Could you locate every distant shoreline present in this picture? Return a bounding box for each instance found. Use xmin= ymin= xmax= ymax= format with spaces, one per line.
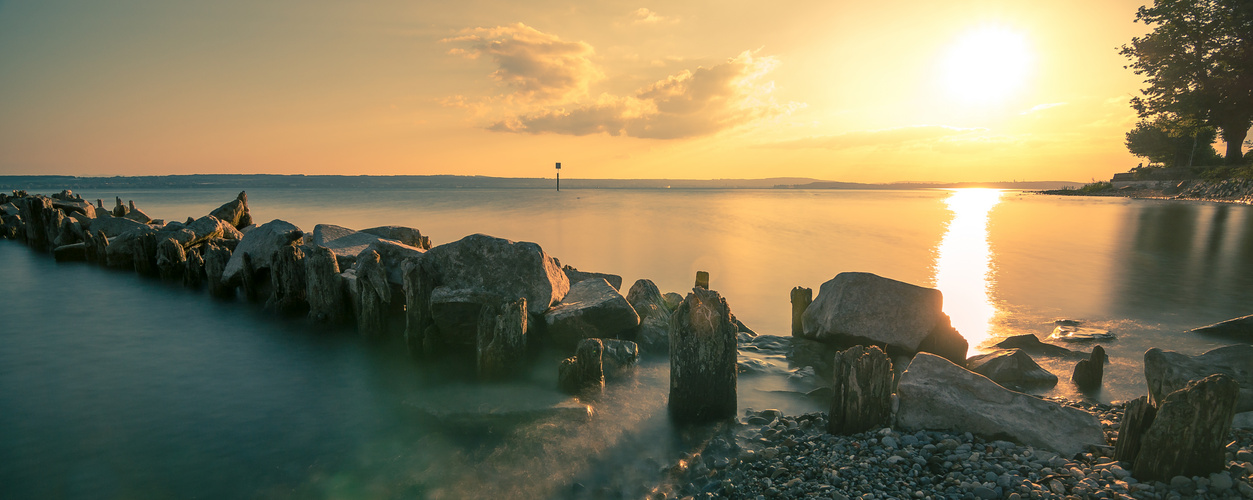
xmin=1036 ymin=178 xmax=1253 ymax=205
xmin=0 ymin=174 xmax=1082 ymax=192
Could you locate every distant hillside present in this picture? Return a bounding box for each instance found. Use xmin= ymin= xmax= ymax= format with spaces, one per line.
xmin=0 ymin=174 xmax=1081 ymax=191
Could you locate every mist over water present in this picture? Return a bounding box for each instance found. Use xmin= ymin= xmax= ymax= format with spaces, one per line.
xmin=3 ymin=187 xmax=1253 ymax=498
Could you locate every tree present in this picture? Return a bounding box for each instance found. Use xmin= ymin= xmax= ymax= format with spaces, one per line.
xmin=1125 ymin=118 xmax=1222 ymax=167
xmin=1120 ymin=0 xmax=1253 ymax=164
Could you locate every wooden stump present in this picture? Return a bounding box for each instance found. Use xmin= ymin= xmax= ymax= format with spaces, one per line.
xmin=477 ymin=297 xmax=528 ymax=380
xmin=1071 ymin=345 xmax=1106 ymax=391
xmin=668 ymin=287 xmax=737 ymax=424
xmin=1132 ymin=374 xmax=1239 ymax=481
xmin=306 ymin=246 xmax=349 ymax=324
xmin=828 ymin=345 xmax=894 ymax=434
xmin=694 ymin=271 xmax=710 ymax=289
xmin=790 ymin=286 xmax=812 ymax=337
xmin=1114 ymin=396 xmax=1156 ymax=464
xmin=559 ymin=338 xmax=604 ymax=397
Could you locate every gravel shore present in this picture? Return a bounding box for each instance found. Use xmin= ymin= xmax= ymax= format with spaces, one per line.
xmin=651 ymin=399 xmax=1253 ymax=500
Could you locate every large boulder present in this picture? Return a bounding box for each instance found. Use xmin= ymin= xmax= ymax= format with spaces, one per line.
xmin=419 ymin=233 xmax=569 ymax=315
xmin=221 ymin=219 xmax=303 ymax=284
xmin=896 ymin=353 xmax=1105 ymax=457
xmin=104 ymin=226 xmax=157 ymax=269
xmin=181 ymin=215 xmax=235 ymax=248
xmin=312 ymin=224 xmax=389 ymax=259
xmin=601 ymin=338 xmax=639 ymax=380
xmin=210 ymin=191 xmax=252 ymax=229
xmin=992 ymin=334 xmax=1083 ymax=358
xmin=1192 ymin=314 xmax=1253 ymax=339
xmin=669 ymin=287 xmax=738 ymax=424
xmin=476 ymin=297 xmax=528 ymax=380
xmin=562 ymin=265 xmax=623 ymax=291
xmin=1145 ymin=345 xmax=1253 ymax=412
xmin=351 ymin=249 xmax=391 ymax=338
xmin=360 ymin=225 xmax=431 ymax=250
xmin=626 ymin=279 xmax=670 ymax=353
xmin=306 ymin=245 xmax=350 ymax=324
xmin=363 ymin=239 xmax=425 ymax=286
xmin=83 ymin=216 xmax=147 ymax=239
xmin=965 ymin=349 xmax=1058 ymax=390
xmin=544 ymin=278 xmax=640 ymax=348
xmin=800 ymin=272 xmax=968 ymax=364
xmin=428 ymin=287 xmax=502 ymax=350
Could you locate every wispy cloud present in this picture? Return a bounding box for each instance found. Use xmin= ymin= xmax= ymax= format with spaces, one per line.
xmin=1020 ymin=102 xmax=1067 ymax=115
xmin=765 ymin=125 xmax=984 ymax=150
xmin=489 ymin=51 xmax=802 ymax=139
xmin=442 ymin=23 xmax=603 ymax=104
xmin=631 ymin=8 xmax=675 ymax=25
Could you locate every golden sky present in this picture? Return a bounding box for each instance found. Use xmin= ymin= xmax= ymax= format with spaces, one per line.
xmin=0 ymin=0 xmax=1176 ymax=181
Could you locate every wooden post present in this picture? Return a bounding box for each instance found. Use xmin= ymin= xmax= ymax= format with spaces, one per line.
xmin=556 ymin=162 xmax=561 ymax=191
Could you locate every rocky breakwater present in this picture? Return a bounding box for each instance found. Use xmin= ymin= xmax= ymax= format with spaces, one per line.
xmin=1176 ymin=178 xmax=1253 ymax=204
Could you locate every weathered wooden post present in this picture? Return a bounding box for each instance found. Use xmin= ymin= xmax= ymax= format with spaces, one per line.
xmin=790 ymin=286 xmax=812 ymax=336
xmin=556 ymin=162 xmax=561 ymax=191
xmin=828 ymin=345 xmax=893 ymax=434
xmin=668 ymin=287 xmax=737 ymax=423
xmin=694 ymin=271 xmax=709 ymax=289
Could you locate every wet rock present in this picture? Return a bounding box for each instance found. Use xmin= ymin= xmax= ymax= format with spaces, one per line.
xmin=1114 ymin=396 xmax=1156 ymax=464
xmin=896 ymin=353 xmax=1105 ymax=456
xmin=181 ymin=215 xmax=234 ymax=248
xmin=788 ymin=338 xmax=838 ymax=380
xmin=209 ymin=191 xmax=252 ymax=229
xmin=84 ymin=216 xmax=147 ymax=239
xmin=993 ymin=333 xmax=1084 ymax=357
xmin=1133 ymin=374 xmax=1239 ymax=481
xmin=91 ymin=230 xmax=108 ymax=265
xmin=155 ymin=237 xmax=187 ymax=281
xmin=601 ymin=338 xmax=639 ymax=380
xmin=562 ymin=265 xmax=623 ymax=291
xmin=476 ymin=297 xmax=528 ymax=380
xmin=306 ymin=245 xmax=350 ymax=324
xmin=800 ymin=272 xmax=967 ymax=364
xmin=1071 ymin=345 xmax=1106 ymax=391
xmin=17 ymin=196 xmax=53 ymax=251
xmin=312 ymin=224 xmax=389 ymax=260
xmin=661 ymin=292 xmax=683 ymax=312
xmin=352 ymin=249 xmax=391 ymax=338
xmin=965 ymin=349 xmax=1058 ymax=390
xmin=791 ymin=286 xmax=812 ymax=337
xmin=183 ymin=247 xmax=205 ymax=288
xmin=204 ymin=242 xmax=235 ymax=298
xmin=111 ymin=197 xmax=127 ymax=217
xmin=122 ymin=206 xmax=151 ymax=224
xmin=626 ymin=279 xmax=670 ymax=354
xmin=428 ymin=287 xmax=502 ymax=351
xmin=401 ymin=258 xmax=436 ymax=357
xmin=238 ymin=252 xmax=264 ymax=302
xmin=544 ymin=278 xmax=640 ymax=348
xmin=669 ymin=287 xmax=737 ymax=424
xmin=360 ymin=225 xmax=431 ymax=250
xmin=131 ymin=231 xmax=159 ymax=277
xmin=52 ymin=243 xmax=86 ymax=262
xmin=1144 ymin=345 xmax=1253 ymax=411
xmin=1192 ymin=314 xmax=1253 ymax=339
xmin=361 ymin=239 xmax=425 ymax=286
xmin=559 ymin=338 xmax=604 ymax=397
xmin=419 ymin=233 xmax=569 ymax=315
xmin=828 ymin=345 xmax=893 ymax=434
xmin=221 ymin=220 xmax=303 ymax=284
xmin=266 ymin=244 xmax=307 ymax=315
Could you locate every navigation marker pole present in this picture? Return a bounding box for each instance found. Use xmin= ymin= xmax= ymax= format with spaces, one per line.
xmin=556 ymin=162 xmax=561 ymax=191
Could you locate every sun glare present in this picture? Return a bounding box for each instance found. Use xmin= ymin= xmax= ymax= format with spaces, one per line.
xmin=941 ymin=27 xmax=1033 ymax=104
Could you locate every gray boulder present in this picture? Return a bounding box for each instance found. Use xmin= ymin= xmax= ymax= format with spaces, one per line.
xmin=428 ymin=287 xmax=502 ymax=350
xmin=181 ymin=215 xmax=234 ymax=248
xmin=210 ymin=191 xmax=252 ymax=229
xmin=221 ymin=219 xmax=303 ymax=284
xmin=312 ymin=224 xmax=388 ymax=259
xmin=363 ymin=239 xmax=425 ymax=286
xmin=965 ymin=349 xmax=1058 ymax=390
xmin=563 ymin=265 xmax=623 ymax=291
xmin=420 ymin=233 xmax=569 ymax=315
xmin=351 ymin=249 xmax=392 ymax=338
xmin=155 ymin=238 xmax=187 ymax=282
xmin=1192 ymin=314 xmax=1253 ymax=339
xmin=104 ymin=226 xmax=157 ymax=269
xmin=559 ymin=338 xmax=604 ymax=397
xmin=601 ymin=338 xmax=639 ymax=380
xmin=544 ymin=278 xmax=640 ymax=348
xmin=361 ymin=225 xmax=431 ymax=250
xmin=86 ymin=216 xmax=147 ymax=239
xmin=896 ymin=353 xmax=1105 ymax=457
xmin=661 ymin=292 xmax=683 ymax=311
xmin=476 ymin=297 xmax=528 ymax=380
xmin=627 ymin=279 xmax=670 ymax=353
xmin=1145 ymin=345 xmax=1253 ymax=412
xmin=306 ymin=246 xmax=350 ymax=324
xmin=626 ymin=279 xmax=665 ymax=313
xmin=800 ymin=272 xmax=967 ymax=364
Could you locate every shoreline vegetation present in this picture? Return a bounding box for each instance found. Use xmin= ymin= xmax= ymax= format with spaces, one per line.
xmin=5 ymin=188 xmax=1253 ymax=499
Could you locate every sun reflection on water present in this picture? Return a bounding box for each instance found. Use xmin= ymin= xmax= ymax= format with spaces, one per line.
xmin=933 ymin=189 xmax=1003 ymax=357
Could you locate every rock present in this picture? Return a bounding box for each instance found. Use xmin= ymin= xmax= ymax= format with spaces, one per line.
xmin=183 ymin=247 xmax=205 ymax=288
xmin=111 ymin=197 xmax=127 ymax=217
xmin=476 ymin=297 xmax=528 ymax=380
xmin=362 ymin=239 xmax=425 ymax=286
xmin=91 ymin=230 xmax=108 ymax=265
xmin=601 ymin=338 xmax=639 ymax=380
xmin=221 ymin=219 xmax=303 ymax=284
xmin=312 ymin=224 xmax=389 ymax=260
xmin=360 ymin=225 xmax=431 ymax=250
xmin=266 ymin=244 xmax=307 ymax=315
xmin=993 ymin=334 xmax=1084 ymax=357
xmin=306 ymin=245 xmax=349 ymax=324
xmin=544 ymin=278 xmax=640 ymax=348
xmin=203 ymin=242 xmax=235 ymax=298
xmin=827 ymin=345 xmax=893 ymax=434
xmin=562 ymin=265 xmax=623 ymax=290
xmin=965 ymin=349 xmax=1058 ymax=390
xmin=1192 ymin=314 xmax=1253 ymax=339
xmin=895 ymin=353 xmax=1105 ymax=456
xmin=352 ymin=249 xmax=392 ymax=338
xmin=85 ymin=216 xmax=147 ymax=238
xmin=405 ymin=385 xmax=592 ymax=427
xmin=122 ymin=206 xmax=151 ymax=223
xmin=210 ymin=191 xmax=252 ymax=229
xmin=695 ymin=270 xmax=710 ymax=289
xmin=1071 ymin=345 xmax=1107 ymax=391
xmin=401 ymin=258 xmax=435 ymax=357
xmin=17 ymin=196 xmax=53 ymax=251
xmin=626 ymin=279 xmax=664 ymax=312
xmin=131 ymin=231 xmax=159 ymax=277
xmin=800 ymin=272 xmax=968 ymax=364
xmin=1133 ymin=374 xmax=1239 ymax=481
xmin=559 ymin=338 xmax=604 ymax=397
xmin=669 ymin=287 xmax=737 ymax=424
xmin=791 ymin=286 xmax=812 ymax=337
xmin=419 ymin=233 xmax=569 ymax=315
xmin=626 ymin=279 xmax=670 ymax=353
xmin=788 ymin=338 xmax=839 ymax=380
xmin=238 ymin=252 xmax=264 ymax=302
xmin=1114 ymin=396 xmax=1157 ymax=465
xmin=104 ymin=226 xmax=156 ymax=269
xmin=1145 ymin=345 xmax=1253 ymax=412
xmin=428 ymin=287 xmax=502 ymax=351
xmin=661 ymin=292 xmax=683 ymax=311
xmin=52 ymin=243 xmax=87 ymax=262
xmin=155 ymin=238 xmax=187 ymax=282
xmin=181 ymin=215 xmax=233 ymax=248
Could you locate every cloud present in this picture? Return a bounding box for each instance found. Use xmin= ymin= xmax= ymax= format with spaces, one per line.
xmin=443 ymin=23 xmax=603 ymax=104
xmin=631 ymin=8 xmax=674 ymax=25
xmin=766 ymin=126 xmax=984 ymax=150
xmin=490 ymin=51 xmax=800 ymax=139
xmin=1020 ymin=102 xmax=1067 ymax=115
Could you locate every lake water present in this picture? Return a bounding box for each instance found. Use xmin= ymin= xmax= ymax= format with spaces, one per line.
xmin=3 ymin=187 xmax=1252 ymax=499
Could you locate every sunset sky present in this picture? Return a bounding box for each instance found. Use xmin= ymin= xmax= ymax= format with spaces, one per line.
xmin=0 ymin=0 xmax=1219 ymax=182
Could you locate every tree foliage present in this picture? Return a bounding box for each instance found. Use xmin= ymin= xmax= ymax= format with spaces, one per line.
xmin=1120 ymin=0 xmax=1253 ymax=163
xmin=1125 ymin=118 xmax=1222 ymax=167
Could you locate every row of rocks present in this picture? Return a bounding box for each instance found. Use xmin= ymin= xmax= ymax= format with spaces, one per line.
xmin=1176 ymin=178 xmax=1253 ymax=204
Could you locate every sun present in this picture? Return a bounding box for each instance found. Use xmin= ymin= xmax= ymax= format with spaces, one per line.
xmin=941 ymin=26 xmax=1034 ymax=104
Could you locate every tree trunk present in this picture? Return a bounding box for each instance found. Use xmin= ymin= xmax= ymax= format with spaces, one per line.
xmin=1221 ymin=122 xmax=1250 ymax=164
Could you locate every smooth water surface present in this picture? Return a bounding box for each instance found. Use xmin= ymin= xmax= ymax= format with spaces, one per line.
xmin=3 ymin=187 xmax=1253 ymax=498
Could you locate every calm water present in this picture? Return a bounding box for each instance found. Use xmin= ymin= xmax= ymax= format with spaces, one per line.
xmin=3 ymin=187 xmax=1252 ymax=498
